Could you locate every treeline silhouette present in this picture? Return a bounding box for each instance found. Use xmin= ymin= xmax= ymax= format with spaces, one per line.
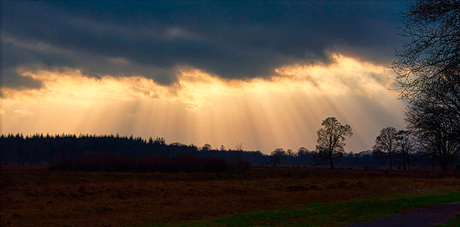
xmin=0 ymin=133 xmax=448 ymax=171
xmin=1 ymin=133 xmax=258 ymax=172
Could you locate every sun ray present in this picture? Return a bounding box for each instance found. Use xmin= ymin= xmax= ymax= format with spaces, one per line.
xmin=2 ymin=53 xmax=406 ymax=153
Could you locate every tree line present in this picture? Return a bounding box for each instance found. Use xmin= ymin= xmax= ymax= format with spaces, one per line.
xmin=0 ymin=133 xmax=257 ymax=172
xmin=270 ymin=118 xmax=458 ymax=171
xmin=1 ymin=131 xmax=456 ymax=171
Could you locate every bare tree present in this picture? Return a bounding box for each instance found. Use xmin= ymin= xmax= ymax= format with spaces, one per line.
xmin=395 ymin=130 xmax=416 ymax=171
xmin=406 ymin=99 xmax=459 ymax=171
xmin=393 ymin=0 xmax=460 ymax=171
xmin=417 ymin=137 xmax=438 ymax=171
xmin=235 ymin=142 xmax=243 ymax=151
xmin=234 ymin=142 xmax=247 ymax=171
xmin=270 ymin=148 xmax=286 ymax=168
xmin=393 ymin=0 xmax=460 ymax=101
xmin=315 ymin=117 xmax=353 ymax=169
xmin=373 ymin=127 xmax=397 ymax=170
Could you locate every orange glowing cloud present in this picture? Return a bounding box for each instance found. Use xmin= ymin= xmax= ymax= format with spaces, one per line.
xmin=1 ymin=53 xmax=405 ymax=153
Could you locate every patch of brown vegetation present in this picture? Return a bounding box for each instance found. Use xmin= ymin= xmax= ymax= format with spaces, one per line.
xmin=1 ymin=167 xmax=459 ymax=226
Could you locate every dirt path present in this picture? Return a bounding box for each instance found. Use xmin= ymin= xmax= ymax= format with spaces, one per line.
xmin=344 ymin=202 xmax=460 ymax=227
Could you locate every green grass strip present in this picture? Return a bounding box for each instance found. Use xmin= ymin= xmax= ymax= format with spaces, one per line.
xmin=438 ymin=215 xmax=460 ymax=227
xmin=176 ymin=192 xmax=460 ymax=227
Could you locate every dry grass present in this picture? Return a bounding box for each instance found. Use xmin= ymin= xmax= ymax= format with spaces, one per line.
xmin=1 ymin=167 xmax=459 ymax=226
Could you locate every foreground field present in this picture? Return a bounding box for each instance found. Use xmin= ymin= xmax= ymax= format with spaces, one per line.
xmin=188 ymin=193 xmax=460 ymax=226
xmin=1 ymin=167 xmax=459 ymax=226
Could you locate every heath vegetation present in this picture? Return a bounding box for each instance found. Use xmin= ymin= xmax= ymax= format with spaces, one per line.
xmin=1 ymin=167 xmax=459 ymax=226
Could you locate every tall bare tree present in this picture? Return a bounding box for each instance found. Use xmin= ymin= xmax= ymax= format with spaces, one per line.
xmin=315 ymin=117 xmax=353 ymax=169
xmin=393 ymin=0 xmax=460 ymax=171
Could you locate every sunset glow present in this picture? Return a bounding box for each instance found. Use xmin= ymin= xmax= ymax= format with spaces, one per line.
xmin=2 ymin=54 xmax=405 ymax=153
xmin=2 ymin=1 xmax=411 ymax=153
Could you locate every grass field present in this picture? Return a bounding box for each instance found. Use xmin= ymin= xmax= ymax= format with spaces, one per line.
xmin=1 ymin=167 xmax=459 ymax=226
xmin=186 ymin=192 xmax=460 ymax=226
xmin=440 ymin=215 xmax=460 ymax=227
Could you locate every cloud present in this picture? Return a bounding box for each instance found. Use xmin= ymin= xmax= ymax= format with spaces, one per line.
xmin=2 ymin=53 xmax=395 ymax=108
xmin=2 ymin=1 xmax=404 ymax=91
xmin=2 ymin=69 xmax=42 ymax=91
xmin=2 ymin=55 xmax=405 ymax=152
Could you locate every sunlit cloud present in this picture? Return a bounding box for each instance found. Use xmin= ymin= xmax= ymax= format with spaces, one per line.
xmin=274 ymin=53 xmax=395 ymax=96
xmin=1 ymin=53 xmax=405 ymax=153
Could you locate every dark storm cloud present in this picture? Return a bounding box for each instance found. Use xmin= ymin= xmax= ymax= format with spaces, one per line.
xmin=2 ymin=1 xmax=404 ymax=89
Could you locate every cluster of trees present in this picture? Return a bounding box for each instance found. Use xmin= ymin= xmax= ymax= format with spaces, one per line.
xmin=269 ymin=147 xmax=382 ymax=168
xmin=294 ymin=1 xmax=458 ymax=171
xmin=373 ymin=127 xmax=420 ymax=171
xmin=270 ymin=117 xmax=354 ymax=169
xmin=0 ymin=133 xmax=258 ymax=171
xmin=270 ymin=115 xmax=458 ymax=171
xmin=269 ymin=122 xmax=458 ymax=171
xmin=392 ymin=0 xmax=460 ymax=171
xmin=306 ymin=1 xmax=460 ymax=171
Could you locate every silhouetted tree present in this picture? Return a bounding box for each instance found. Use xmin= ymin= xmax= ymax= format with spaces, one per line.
xmin=270 ymin=148 xmax=286 ymax=167
xmin=233 ymin=143 xmax=248 ymax=171
xmin=406 ymin=101 xmax=460 ymax=171
xmin=393 ymin=0 xmax=460 ymax=171
xmin=297 ymin=147 xmax=313 ymax=166
xmin=373 ymin=127 xmax=397 ymax=170
xmin=417 ymin=139 xmax=438 ymax=171
xmin=201 ymin=143 xmax=212 ymax=151
xmin=315 ymin=117 xmax=352 ymax=169
xmin=393 ymin=0 xmax=460 ymax=103
xmin=297 ymin=147 xmax=309 ymax=156
xmin=154 ymin=137 xmax=166 ymax=145
xmin=395 ymin=130 xmax=416 ymax=170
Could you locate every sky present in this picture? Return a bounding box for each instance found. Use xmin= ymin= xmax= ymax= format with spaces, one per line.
xmin=1 ymin=1 xmax=408 ymax=154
